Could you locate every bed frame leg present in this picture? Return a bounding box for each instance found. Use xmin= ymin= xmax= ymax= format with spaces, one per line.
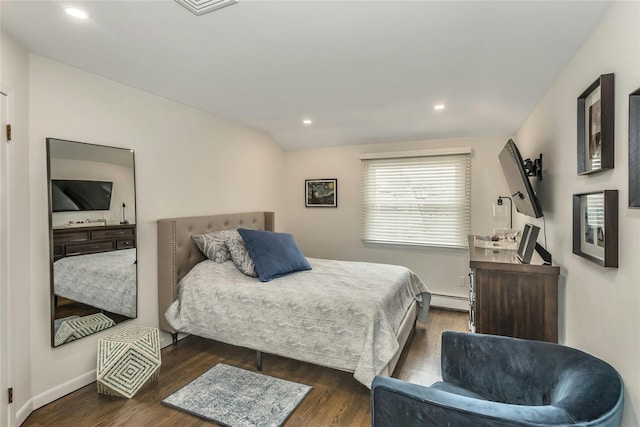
xmin=256 ymin=351 xmax=263 ymax=371
xmin=172 ymin=332 xmax=178 ymax=346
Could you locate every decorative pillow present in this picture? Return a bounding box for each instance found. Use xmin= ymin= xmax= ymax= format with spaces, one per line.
xmin=237 ymin=228 xmax=311 ymax=282
xmin=224 ymin=229 xmax=258 ymax=277
xmin=191 ymin=229 xmax=234 ymax=263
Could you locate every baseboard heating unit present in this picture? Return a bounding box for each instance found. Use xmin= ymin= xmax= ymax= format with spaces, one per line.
xmin=430 ymin=293 xmax=469 ymax=312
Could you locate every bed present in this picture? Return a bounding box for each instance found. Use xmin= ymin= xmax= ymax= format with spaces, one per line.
xmin=53 ymin=248 xmax=137 ymax=318
xmin=157 ymin=212 xmax=431 ymax=387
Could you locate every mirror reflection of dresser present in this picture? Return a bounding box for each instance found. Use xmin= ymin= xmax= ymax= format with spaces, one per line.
xmin=47 ymin=138 xmax=138 ymax=347
xmin=53 ymin=224 xmax=135 ymax=261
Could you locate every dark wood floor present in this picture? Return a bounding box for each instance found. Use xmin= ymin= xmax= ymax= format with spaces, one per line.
xmin=23 ymin=308 xmax=468 ymax=427
xmin=55 ymin=298 xmax=129 ymax=324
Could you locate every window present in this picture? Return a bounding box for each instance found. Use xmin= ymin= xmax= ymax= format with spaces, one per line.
xmin=361 ymin=149 xmax=471 ymax=248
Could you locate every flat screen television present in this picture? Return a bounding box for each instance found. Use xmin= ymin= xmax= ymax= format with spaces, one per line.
xmin=51 ymin=180 xmax=113 ymax=212
xmin=498 ymin=139 xmax=543 ymax=218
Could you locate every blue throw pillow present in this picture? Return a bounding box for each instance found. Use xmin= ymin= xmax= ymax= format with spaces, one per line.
xmin=237 ymin=228 xmax=311 ymax=282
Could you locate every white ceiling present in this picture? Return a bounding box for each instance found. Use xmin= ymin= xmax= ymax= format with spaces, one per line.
xmin=1 ymin=0 xmax=612 ymax=151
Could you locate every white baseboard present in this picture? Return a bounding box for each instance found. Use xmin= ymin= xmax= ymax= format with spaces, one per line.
xmin=30 ymin=369 xmax=96 ymax=413
xmin=16 ymin=399 xmax=33 ymax=427
xmin=16 ymin=370 xmax=96 ymax=425
xmin=18 ymin=333 xmax=181 ymax=425
xmin=430 ymin=293 xmax=469 ymax=311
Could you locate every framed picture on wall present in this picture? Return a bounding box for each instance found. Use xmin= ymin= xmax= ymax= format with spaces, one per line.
xmin=577 ymin=73 xmax=614 ymax=175
xmin=305 ymin=179 xmax=337 ymax=207
xmin=572 ymin=190 xmax=618 ymax=268
xmin=629 ymin=88 xmax=640 ymax=208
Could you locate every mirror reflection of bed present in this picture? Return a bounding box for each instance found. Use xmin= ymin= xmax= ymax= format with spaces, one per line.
xmin=47 ymin=138 xmax=138 ymax=347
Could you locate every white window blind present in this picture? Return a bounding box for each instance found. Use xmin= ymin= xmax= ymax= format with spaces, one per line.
xmin=361 ymin=152 xmax=471 ymax=248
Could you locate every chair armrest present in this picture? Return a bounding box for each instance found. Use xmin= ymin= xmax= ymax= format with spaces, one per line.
xmin=440 ymin=331 xmax=561 ymax=403
xmin=371 ymin=376 xmax=574 ymax=427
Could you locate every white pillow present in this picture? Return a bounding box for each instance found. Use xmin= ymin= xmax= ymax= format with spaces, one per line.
xmin=223 ymin=229 xmax=257 ymax=277
xmin=191 ymin=229 xmax=236 ymax=263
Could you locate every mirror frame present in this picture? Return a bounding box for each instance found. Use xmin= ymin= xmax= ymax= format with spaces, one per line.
xmin=47 ymin=138 xmax=138 ymax=347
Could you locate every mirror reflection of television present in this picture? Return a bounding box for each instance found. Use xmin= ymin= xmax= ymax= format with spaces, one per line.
xmin=517 ymin=223 xmax=540 ymax=264
xmin=51 ymin=180 xmax=113 ymax=212
xmin=498 ymin=139 xmax=543 ymax=218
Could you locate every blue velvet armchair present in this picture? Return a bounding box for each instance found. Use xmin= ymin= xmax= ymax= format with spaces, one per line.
xmin=371 ymin=331 xmax=623 ymax=426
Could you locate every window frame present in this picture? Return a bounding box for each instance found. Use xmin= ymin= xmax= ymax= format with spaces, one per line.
xmin=360 ymin=148 xmax=471 ymax=249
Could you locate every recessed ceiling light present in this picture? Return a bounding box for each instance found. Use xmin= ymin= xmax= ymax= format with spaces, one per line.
xmin=175 ymin=0 xmax=238 ymax=16
xmin=303 ymin=119 xmax=313 ymax=126
xmin=65 ymin=8 xmax=88 ymax=19
xmin=434 ymin=104 xmax=445 ymax=111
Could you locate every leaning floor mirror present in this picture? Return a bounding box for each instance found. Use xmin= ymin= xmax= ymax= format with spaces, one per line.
xmin=47 ymin=138 xmax=138 ymax=347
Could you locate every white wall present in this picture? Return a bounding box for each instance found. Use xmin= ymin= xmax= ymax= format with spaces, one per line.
xmin=4 ymin=2 xmax=638 ymax=423
xmin=283 ymin=135 xmax=513 ymax=303
xmin=22 ymin=54 xmax=286 ymax=422
xmin=0 ymin=29 xmax=31 ymax=427
xmin=515 ymin=2 xmax=640 ymax=425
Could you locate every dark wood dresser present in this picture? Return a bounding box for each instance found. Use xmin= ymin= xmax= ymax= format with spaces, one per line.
xmin=53 ymin=224 xmax=136 ymax=261
xmin=467 ymin=235 xmax=560 ymax=343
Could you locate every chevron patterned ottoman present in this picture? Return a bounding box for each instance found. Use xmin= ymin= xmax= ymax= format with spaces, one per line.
xmin=54 ymin=313 xmax=115 ymax=346
xmin=97 ymin=325 xmax=161 ymax=398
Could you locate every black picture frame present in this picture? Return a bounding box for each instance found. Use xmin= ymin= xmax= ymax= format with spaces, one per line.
xmin=572 ymin=190 xmax=618 ymax=268
xmin=517 ymin=223 xmax=540 ymax=264
xmin=577 ymin=73 xmax=614 ymax=175
xmin=305 ymin=179 xmax=337 ymax=207
xmin=629 ymin=88 xmax=640 ymax=208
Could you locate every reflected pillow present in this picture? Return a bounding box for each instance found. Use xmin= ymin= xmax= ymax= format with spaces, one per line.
xmin=192 ymin=229 xmax=234 ymax=263
xmin=224 ymin=229 xmax=258 ymax=277
xmin=238 ymin=228 xmax=311 ymax=282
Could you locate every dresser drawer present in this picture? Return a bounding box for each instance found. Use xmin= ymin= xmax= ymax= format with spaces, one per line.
xmin=53 ymin=230 xmax=91 ymax=243
xmin=66 ymin=241 xmax=115 ymax=256
xmin=117 ymin=239 xmax=136 ymax=250
xmin=93 ymin=228 xmax=135 ymax=240
xmin=53 ymin=225 xmax=135 ymax=260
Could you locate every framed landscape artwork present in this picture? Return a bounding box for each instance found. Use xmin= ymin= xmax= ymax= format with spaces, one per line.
xmin=305 ymin=179 xmax=337 ymax=207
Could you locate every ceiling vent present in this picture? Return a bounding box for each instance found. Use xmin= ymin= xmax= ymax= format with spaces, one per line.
xmin=175 ymin=0 xmax=238 ymax=16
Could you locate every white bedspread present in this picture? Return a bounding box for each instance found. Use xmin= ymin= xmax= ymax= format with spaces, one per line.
xmin=54 ymin=249 xmax=137 ymax=318
xmin=165 ymin=258 xmax=431 ymax=387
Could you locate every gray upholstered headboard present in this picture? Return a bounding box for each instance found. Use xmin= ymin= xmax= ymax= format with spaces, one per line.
xmin=157 ymin=211 xmax=275 ymax=334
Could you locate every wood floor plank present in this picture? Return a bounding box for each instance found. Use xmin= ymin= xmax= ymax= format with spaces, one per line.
xmin=22 ymin=308 xmax=467 ymax=426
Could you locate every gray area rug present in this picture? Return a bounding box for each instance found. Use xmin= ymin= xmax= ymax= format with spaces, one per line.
xmin=162 ymin=363 xmax=312 ymax=427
